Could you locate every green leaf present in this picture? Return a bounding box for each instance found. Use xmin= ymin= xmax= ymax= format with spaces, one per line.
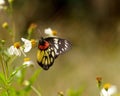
xmin=8 ymin=64 xmax=27 ymax=84
xmin=7 ymin=87 xmax=16 ymax=96
xmin=0 ymin=90 xmax=8 ymax=96
xmin=0 ymin=73 xmax=6 ymax=87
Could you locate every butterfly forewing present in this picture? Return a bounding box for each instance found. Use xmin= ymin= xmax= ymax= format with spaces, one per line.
xmin=45 ymin=37 xmax=71 ymax=56
xmin=37 ymin=37 xmax=71 ymax=70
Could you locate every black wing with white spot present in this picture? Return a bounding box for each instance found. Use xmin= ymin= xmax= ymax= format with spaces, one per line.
xmin=45 ymin=37 xmax=71 ymax=56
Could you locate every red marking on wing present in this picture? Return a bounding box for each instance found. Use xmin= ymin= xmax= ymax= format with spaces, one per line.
xmin=38 ymin=41 xmax=50 ymax=50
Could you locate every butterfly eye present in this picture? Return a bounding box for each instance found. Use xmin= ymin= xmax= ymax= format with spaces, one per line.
xmin=37 ymin=37 xmax=71 ymax=70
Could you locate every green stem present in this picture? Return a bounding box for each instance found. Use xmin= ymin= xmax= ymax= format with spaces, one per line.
xmin=0 ymin=55 xmax=10 ymax=96
xmin=9 ymin=1 xmax=16 ymax=43
xmin=0 ymin=55 xmax=8 ymax=80
xmin=31 ymin=85 xmax=42 ymax=96
xmin=5 ymin=60 xmax=9 ymax=79
xmin=12 ymin=21 xmax=16 ymax=43
xmin=6 ymin=89 xmax=9 ymax=96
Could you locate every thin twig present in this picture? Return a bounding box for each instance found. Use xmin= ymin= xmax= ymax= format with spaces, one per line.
xmin=31 ymin=85 xmax=42 ymax=96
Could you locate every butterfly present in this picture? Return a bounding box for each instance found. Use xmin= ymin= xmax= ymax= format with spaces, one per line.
xmin=37 ymin=37 xmax=71 ymax=70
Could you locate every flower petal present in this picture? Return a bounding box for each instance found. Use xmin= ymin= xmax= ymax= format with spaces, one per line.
xmin=100 ymin=85 xmax=117 ymax=96
xmin=8 ymin=46 xmax=14 ymax=55
xmin=8 ymin=46 xmax=21 ymax=56
xmin=0 ymin=0 xmax=5 ymax=5
xmin=23 ymin=61 xmax=34 ymax=67
xmin=108 ymin=85 xmax=117 ymax=95
xmin=14 ymin=48 xmax=21 ymax=56
xmin=21 ymin=38 xmax=32 ymax=52
xmin=44 ymin=28 xmax=56 ymax=37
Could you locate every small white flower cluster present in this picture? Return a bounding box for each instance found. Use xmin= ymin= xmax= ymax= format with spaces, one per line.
xmin=8 ymin=38 xmax=36 ymax=67
xmin=8 ymin=38 xmax=33 ymax=56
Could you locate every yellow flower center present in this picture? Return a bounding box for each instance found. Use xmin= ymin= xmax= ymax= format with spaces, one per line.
xmin=30 ymin=39 xmax=36 ymax=47
xmin=103 ymin=83 xmax=111 ymax=91
xmin=24 ymin=58 xmax=30 ymax=62
xmin=14 ymin=42 xmax=20 ymax=49
xmin=52 ymin=30 xmax=57 ymax=36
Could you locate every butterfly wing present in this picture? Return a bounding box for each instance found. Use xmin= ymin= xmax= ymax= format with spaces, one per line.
xmin=37 ymin=37 xmax=71 ymax=70
xmin=45 ymin=37 xmax=71 ymax=56
xmin=37 ymin=46 xmax=56 ymax=70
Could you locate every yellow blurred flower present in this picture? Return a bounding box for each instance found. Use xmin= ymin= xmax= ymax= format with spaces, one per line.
xmin=23 ymin=80 xmax=30 ymax=86
xmin=2 ymin=22 xmax=8 ymax=29
xmin=8 ymin=0 xmax=14 ymax=4
xmin=30 ymin=39 xmax=37 ymax=47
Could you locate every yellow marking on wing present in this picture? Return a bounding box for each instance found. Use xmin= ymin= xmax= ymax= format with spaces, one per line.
xmin=42 ymin=57 xmax=45 ymax=64
xmin=50 ymin=57 xmax=53 ymax=63
xmin=51 ymin=51 xmax=55 ymax=57
xmin=47 ymin=56 xmax=50 ymax=64
xmin=37 ymin=50 xmax=44 ymax=62
xmin=45 ymin=59 xmax=47 ymax=65
xmin=44 ymin=50 xmax=50 ymax=64
xmin=45 ymin=50 xmax=48 ymax=56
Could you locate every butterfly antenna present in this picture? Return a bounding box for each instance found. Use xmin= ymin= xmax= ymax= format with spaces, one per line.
xmin=37 ymin=29 xmax=43 ymax=37
xmin=37 ymin=29 xmax=45 ymax=39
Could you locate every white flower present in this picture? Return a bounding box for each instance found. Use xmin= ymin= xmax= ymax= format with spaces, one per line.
xmin=8 ymin=45 xmax=22 ymax=56
xmin=8 ymin=38 xmax=35 ymax=57
xmin=7 ymin=42 xmax=26 ymax=56
xmin=44 ymin=28 xmax=57 ymax=37
xmin=100 ymin=84 xmax=117 ymax=96
xmin=21 ymin=38 xmax=32 ymax=52
xmin=0 ymin=0 xmax=5 ymax=9
xmin=0 ymin=0 xmax=5 ymax=5
xmin=23 ymin=58 xmax=34 ymax=67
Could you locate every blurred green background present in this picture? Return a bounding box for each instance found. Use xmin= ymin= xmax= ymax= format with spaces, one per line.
xmin=1 ymin=0 xmax=120 ymax=95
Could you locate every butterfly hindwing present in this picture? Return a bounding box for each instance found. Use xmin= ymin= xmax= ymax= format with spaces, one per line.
xmin=37 ymin=47 xmax=56 ymax=70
